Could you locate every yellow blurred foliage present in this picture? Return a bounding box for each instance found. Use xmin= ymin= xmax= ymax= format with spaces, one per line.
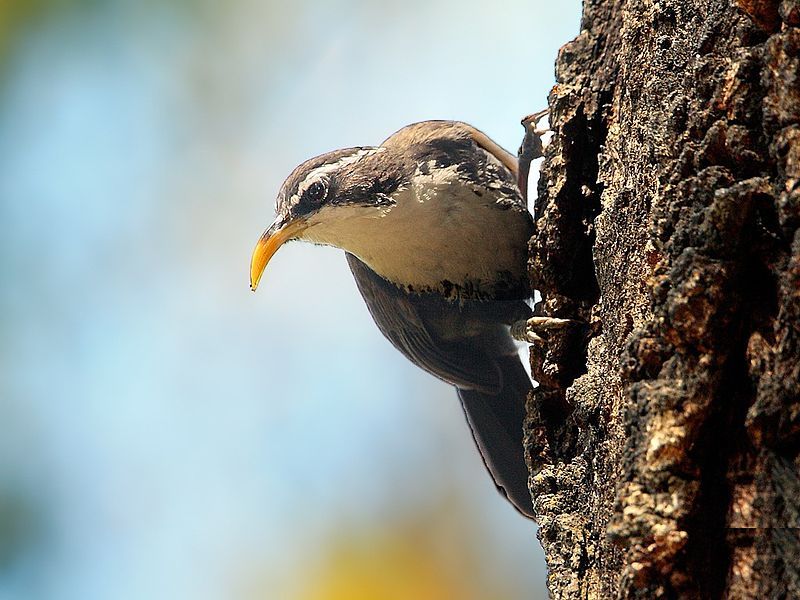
xmin=295 ymin=532 xmax=474 ymax=600
xmin=236 ymin=505 xmax=526 ymax=600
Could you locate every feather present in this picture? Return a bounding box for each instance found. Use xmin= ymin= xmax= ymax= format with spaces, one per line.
xmin=347 ymin=253 xmax=534 ymax=518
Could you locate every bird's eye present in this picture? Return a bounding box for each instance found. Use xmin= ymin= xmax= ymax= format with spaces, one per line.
xmin=304 ymin=180 xmax=327 ymax=203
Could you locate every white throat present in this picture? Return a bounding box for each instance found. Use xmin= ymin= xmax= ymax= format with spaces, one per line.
xmin=298 ymin=166 xmax=529 ymax=291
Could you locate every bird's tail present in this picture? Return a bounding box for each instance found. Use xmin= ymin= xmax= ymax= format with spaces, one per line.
xmin=457 ymin=353 xmax=534 ymax=519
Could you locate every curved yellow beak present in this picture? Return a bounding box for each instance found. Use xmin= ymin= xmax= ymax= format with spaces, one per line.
xmin=249 ymin=218 xmax=308 ymax=291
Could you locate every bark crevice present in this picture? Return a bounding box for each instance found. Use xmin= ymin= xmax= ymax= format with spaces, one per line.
xmin=526 ymin=1 xmax=800 ymax=597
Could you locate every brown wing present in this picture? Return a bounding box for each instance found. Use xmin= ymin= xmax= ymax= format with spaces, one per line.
xmin=346 ymin=253 xmax=503 ymax=394
xmin=346 ymin=252 xmax=535 ymax=518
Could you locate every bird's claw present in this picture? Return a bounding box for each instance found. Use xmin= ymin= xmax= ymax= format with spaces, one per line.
xmin=511 ymin=316 xmax=575 ymax=345
xmin=520 ymin=109 xmax=551 ymax=160
xmin=517 ymin=108 xmax=552 ymax=203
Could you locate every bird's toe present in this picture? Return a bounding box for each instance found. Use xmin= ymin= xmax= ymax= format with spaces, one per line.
xmin=511 ymin=316 xmax=577 ymax=344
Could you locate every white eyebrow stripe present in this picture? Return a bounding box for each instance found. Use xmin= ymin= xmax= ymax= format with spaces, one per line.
xmin=293 ymin=147 xmax=384 ymax=201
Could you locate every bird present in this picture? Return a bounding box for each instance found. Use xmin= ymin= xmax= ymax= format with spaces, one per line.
xmin=250 ymin=120 xmax=542 ymax=518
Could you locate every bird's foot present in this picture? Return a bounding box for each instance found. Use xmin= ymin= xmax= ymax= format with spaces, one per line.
xmin=517 ymin=109 xmax=552 ymax=203
xmin=519 ymin=109 xmax=551 ymax=161
xmin=511 ymin=316 xmax=575 ymax=345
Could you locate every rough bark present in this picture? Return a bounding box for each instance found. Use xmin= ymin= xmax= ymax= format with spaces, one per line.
xmin=525 ymin=1 xmax=800 ymax=598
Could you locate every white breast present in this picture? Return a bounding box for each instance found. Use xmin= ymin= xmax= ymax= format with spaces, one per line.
xmin=298 ymin=165 xmax=530 ymax=291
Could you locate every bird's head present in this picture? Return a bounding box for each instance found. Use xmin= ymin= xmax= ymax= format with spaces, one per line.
xmin=249 ymin=120 xmax=527 ymax=293
xmin=249 ymin=146 xmax=398 ymax=291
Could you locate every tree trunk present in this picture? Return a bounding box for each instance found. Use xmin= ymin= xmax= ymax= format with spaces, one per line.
xmin=526 ymin=1 xmax=800 ymax=597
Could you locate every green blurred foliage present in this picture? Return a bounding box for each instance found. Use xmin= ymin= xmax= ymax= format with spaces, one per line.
xmin=0 ymin=0 xmax=94 ymax=68
xmin=0 ymin=0 xmax=212 ymax=72
xmin=0 ymin=490 xmax=39 ymax=571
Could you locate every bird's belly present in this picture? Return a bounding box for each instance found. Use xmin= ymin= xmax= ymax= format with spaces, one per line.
xmin=301 ymin=184 xmax=531 ymax=296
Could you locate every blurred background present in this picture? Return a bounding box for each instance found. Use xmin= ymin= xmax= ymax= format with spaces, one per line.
xmin=0 ymin=1 xmax=580 ymax=598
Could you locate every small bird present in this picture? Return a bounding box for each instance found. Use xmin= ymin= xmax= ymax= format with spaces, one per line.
xmin=250 ymin=120 xmax=541 ymax=518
